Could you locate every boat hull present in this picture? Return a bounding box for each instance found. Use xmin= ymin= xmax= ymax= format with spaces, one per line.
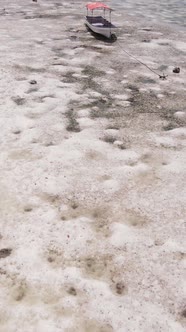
xmin=85 ymin=16 xmax=117 ymax=39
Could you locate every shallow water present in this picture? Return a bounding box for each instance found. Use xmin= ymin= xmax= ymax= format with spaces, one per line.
xmin=112 ymin=0 xmax=186 ymax=27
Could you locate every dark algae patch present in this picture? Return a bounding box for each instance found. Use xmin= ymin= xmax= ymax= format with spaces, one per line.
xmin=0 ymin=248 xmax=12 ymax=259
xmin=65 ymin=108 xmax=81 ymax=132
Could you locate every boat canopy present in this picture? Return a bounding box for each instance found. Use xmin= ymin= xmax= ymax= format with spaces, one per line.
xmin=86 ymin=2 xmax=113 ymax=11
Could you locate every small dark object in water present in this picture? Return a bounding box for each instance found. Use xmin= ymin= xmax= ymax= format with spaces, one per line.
xmin=0 ymin=248 xmax=12 ymax=259
xmin=142 ymin=39 xmax=151 ymax=43
xmin=181 ymin=308 xmax=186 ymax=318
xmin=173 ymin=67 xmax=180 ymax=73
xmin=32 ymin=0 xmax=37 ymax=2
xmin=115 ymin=282 xmax=125 ymax=295
xmin=159 ymin=74 xmax=167 ymax=80
xmin=67 ymin=287 xmax=77 ymax=296
xmin=70 ymin=35 xmax=77 ymax=40
xmin=29 ymin=79 xmax=37 ymax=85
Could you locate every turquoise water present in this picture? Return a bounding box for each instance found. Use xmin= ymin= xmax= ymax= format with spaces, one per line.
xmin=111 ymin=0 xmax=186 ymax=27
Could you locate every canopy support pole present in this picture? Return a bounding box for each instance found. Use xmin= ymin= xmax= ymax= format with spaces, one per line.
xmin=109 ymin=10 xmax=112 ymax=37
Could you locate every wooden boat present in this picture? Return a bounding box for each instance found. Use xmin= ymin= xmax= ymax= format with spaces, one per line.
xmin=85 ymin=2 xmax=117 ymax=39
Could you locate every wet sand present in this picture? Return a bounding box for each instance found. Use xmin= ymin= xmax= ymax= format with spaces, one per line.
xmin=0 ymin=1 xmax=186 ymax=331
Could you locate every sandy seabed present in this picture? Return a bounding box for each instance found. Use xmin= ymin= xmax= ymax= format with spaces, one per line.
xmin=0 ymin=1 xmax=186 ymax=331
